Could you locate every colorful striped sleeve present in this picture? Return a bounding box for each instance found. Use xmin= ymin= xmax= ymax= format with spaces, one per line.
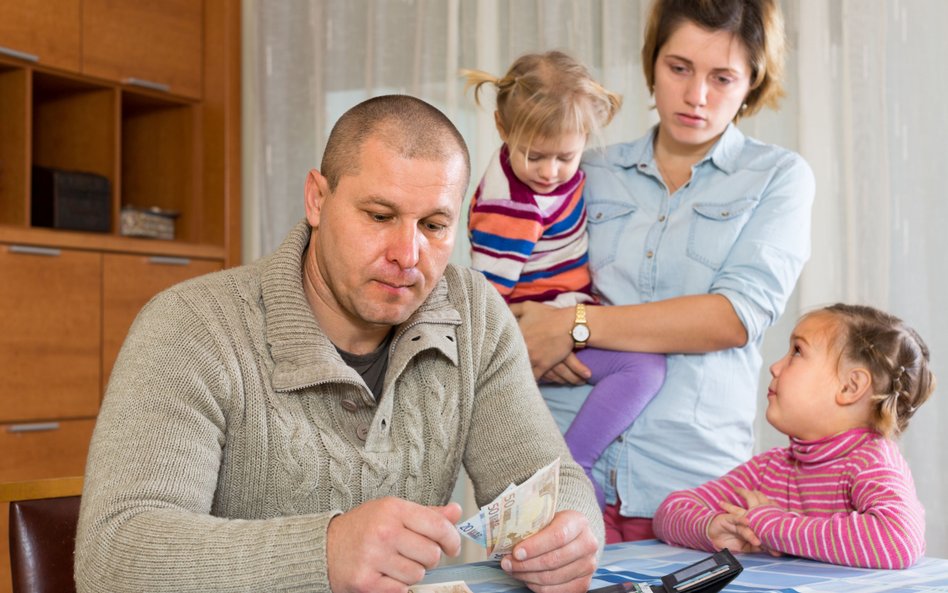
xmin=468 ymin=193 xmax=545 ymax=298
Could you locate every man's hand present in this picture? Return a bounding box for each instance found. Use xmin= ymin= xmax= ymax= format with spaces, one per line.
xmin=326 ymin=498 xmax=462 ymax=593
xmin=498 ymin=510 xmax=599 ymax=593
xmin=509 ymin=302 xmax=581 ymax=381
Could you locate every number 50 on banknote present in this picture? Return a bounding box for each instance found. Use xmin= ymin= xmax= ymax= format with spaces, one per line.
xmin=455 ymin=458 xmax=560 ymax=560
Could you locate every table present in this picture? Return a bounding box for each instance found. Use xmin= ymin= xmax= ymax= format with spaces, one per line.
xmin=420 ymin=539 xmax=948 ymax=593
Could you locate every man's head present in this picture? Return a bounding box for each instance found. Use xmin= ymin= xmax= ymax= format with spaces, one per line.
xmin=320 ymin=95 xmax=471 ymax=192
xmin=303 ymin=95 xmax=471 ymax=353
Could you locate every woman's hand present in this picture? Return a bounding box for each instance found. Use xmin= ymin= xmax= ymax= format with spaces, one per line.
xmin=540 ymin=357 xmax=592 ymax=386
xmin=509 ymin=301 xmax=584 ymax=381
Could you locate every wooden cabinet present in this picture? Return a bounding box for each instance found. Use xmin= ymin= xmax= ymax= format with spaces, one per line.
xmin=0 ymin=3 xmax=239 ymax=590
xmin=0 ymin=0 xmax=239 ymax=256
xmin=102 ymin=253 xmax=222 ymax=382
xmin=0 ymin=245 xmax=101 ymax=423
xmin=0 ymin=0 xmax=81 ymax=72
xmin=0 ymin=0 xmax=241 ymax=456
xmin=83 ymin=0 xmax=204 ymax=99
xmin=0 ymin=0 xmax=241 ymax=460
xmin=0 ymin=0 xmax=201 ymax=99
xmin=0 ymin=242 xmax=224 ymax=478
xmin=0 ymin=420 xmax=96 ymax=482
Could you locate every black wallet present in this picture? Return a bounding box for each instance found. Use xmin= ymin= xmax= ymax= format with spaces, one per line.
xmin=589 ymin=549 xmax=743 ymax=593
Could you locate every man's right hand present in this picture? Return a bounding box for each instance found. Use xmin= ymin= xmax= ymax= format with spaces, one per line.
xmin=326 ymin=498 xmax=462 ymax=593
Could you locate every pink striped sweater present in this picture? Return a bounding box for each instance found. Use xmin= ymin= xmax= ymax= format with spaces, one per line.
xmin=653 ymin=428 xmax=925 ymax=569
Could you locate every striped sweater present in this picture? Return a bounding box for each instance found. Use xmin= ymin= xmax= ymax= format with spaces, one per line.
xmin=653 ymin=428 xmax=925 ymax=569
xmin=468 ymin=146 xmax=592 ymax=305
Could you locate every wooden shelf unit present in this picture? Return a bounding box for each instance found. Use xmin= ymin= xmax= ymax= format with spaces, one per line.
xmin=0 ymin=2 xmax=240 ymax=590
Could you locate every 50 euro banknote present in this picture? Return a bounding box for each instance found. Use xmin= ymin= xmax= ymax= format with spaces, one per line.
xmin=455 ymin=457 xmax=560 ymax=559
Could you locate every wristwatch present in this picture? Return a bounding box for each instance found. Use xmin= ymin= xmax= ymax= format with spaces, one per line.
xmin=570 ymin=303 xmax=590 ymax=349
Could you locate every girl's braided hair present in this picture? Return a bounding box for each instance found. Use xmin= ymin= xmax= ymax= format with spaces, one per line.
xmin=820 ymin=303 xmax=936 ymax=438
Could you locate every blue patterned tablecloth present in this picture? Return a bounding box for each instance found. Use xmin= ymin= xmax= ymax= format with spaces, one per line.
xmin=421 ymin=539 xmax=948 ymax=593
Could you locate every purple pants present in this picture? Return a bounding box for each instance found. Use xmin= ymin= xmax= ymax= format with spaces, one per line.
xmin=564 ymin=348 xmax=666 ymax=509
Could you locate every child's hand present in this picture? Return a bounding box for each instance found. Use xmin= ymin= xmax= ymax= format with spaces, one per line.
xmin=733 ymin=487 xmax=774 ymax=511
xmin=706 ymin=512 xmax=762 ymax=554
xmin=716 ymin=489 xmax=782 ymax=558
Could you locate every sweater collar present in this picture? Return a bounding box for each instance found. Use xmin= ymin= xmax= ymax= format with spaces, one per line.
xmin=788 ymin=427 xmax=878 ymax=464
xmin=261 ymin=221 xmax=461 ymax=393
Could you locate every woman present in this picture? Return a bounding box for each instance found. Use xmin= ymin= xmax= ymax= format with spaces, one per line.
xmin=512 ymin=0 xmax=815 ymax=543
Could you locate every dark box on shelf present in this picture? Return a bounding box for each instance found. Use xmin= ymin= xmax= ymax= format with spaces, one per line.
xmin=31 ymin=166 xmax=111 ymax=233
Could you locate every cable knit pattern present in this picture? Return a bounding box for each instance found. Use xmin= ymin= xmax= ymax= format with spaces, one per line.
xmin=653 ymin=428 xmax=925 ymax=569
xmin=75 ymin=221 xmax=603 ymax=593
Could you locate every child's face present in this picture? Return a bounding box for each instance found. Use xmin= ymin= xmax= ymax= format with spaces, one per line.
xmin=766 ymin=313 xmax=850 ymax=441
xmin=506 ymin=132 xmax=586 ymax=195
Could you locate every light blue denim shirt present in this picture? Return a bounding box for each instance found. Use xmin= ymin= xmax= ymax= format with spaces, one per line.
xmin=541 ymin=124 xmax=814 ymax=518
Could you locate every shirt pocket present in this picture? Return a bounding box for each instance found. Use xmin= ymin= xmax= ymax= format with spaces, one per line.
xmin=586 ymin=201 xmax=637 ymax=271
xmin=686 ymin=197 xmax=758 ymax=270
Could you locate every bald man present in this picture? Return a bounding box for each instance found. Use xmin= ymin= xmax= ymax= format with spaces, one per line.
xmin=76 ymin=95 xmax=603 ymax=593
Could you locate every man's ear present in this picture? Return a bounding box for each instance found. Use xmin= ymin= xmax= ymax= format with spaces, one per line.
xmin=494 ymin=111 xmax=508 ymax=142
xmin=838 ymin=367 xmax=873 ymax=405
xmin=304 ymin=169 xmax=330 ymax=229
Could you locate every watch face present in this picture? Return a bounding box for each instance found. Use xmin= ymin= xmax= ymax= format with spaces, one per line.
xmin=572 ymin=324 xmax=590 ymax=342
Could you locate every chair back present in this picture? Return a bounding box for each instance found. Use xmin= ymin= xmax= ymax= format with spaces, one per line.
xmin=1 ymin=477 xmax=83 ymax=593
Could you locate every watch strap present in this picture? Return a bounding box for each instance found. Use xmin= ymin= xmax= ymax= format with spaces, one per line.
xmin=571 ymin=303 xmax=589 ymax=349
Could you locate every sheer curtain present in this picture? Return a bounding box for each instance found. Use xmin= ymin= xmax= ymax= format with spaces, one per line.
xmin=243 ymin=0 xmax=946 ymax=557
xmin=780 ymin=0 xmax=948 ymax=558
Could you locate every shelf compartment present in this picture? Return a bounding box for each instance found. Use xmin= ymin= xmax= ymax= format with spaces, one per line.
xmin=31 ymin=71 xmax=118 ymax=233
xmin=121 ymin=90 xmax=200 ymax=244
xmin=0 ymin=65 xmax=28 ymax=227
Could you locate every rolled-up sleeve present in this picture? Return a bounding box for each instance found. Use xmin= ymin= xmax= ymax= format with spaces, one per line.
xmin=712 ymin=152 xmax=815 ymax=342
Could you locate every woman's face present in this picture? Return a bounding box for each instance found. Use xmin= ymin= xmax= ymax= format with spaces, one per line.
xmin=652 ymin=20 xmax=752 ymax=154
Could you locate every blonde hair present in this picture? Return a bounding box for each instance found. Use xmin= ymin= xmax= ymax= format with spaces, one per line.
xmin=462 ymin=51 xmax=621 ymax=156
xmin=641 ymin=0 xmax=786 ymax=120
xmin=813 ymin=304 xmax=937 ymax=439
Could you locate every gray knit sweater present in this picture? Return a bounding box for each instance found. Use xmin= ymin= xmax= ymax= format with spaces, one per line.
xmin=75 ymin=221 xmax=603 ymax=593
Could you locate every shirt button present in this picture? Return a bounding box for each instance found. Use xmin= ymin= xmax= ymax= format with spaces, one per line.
xmin=341 ymin=399 xmax=359 ymax=412
xmin=646 ymin=250 xmax=654 ymax=258
xmin=356 ymin=423 xmax=369 ymax=441
xmin=721 ymin=210 xmax=730 ymax=217
xmin=658 ymin=215 xmax=666 ymax=222
xmin=616 ymin=435 xmax=624 ymax=443
xmin=594 ymin=212 xmax=603 ymax=220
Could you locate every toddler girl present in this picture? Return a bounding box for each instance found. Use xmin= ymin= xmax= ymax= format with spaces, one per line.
xmin=654 ymin=303 xmax=936 ymax=569
xmin=464 ymin=51 xmax=666 ymax=509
